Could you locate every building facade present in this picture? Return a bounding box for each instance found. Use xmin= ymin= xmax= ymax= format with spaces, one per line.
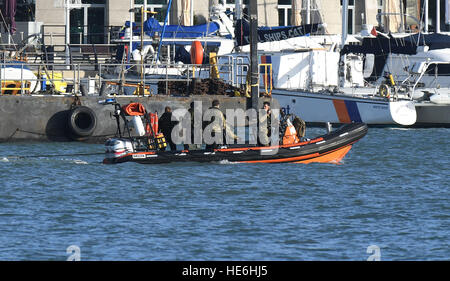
xmin=0 ymin=0 xmax=449 ymax=47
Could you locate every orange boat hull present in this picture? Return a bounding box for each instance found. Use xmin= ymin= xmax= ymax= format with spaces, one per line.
xmin=239 ymin=144 xmax=352 ymax=164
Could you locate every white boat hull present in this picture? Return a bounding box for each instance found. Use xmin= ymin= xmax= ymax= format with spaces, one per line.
xmin=414 ymin=102 xmax=450 ymax=127
xmin=272 ymin=89 xmax=417 ymax=126
xmin=429 ymin=93 xmax=450 ymax=105
xmin=1 ymin=67 xmax=40 ymax=93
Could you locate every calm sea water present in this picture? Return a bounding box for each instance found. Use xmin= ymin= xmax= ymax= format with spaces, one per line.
xmin=0 ymin=126 xmax=448 ymax=261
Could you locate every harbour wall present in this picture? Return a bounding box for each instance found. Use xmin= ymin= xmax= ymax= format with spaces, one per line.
xmin=0 ymin=95 xmax=277 ymax=142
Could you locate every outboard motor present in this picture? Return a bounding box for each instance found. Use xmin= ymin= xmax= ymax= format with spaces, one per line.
xmin=104 ymin=138 xmax=134 ymax=163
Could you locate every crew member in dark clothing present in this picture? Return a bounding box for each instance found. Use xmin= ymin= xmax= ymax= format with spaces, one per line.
xmin=258 ymin=101 xmax=275 ymax=146
xmin=263 ymin=101 xmax=272 ymax=138
xmin=159 ymin=106 xmax=179 ymax=150
xmin=184 ymin=102 xmax=196 ymax=150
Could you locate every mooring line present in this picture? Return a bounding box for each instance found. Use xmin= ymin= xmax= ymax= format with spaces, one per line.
xmin=6 ymin=128 xmax=19 ymax=142
xmin=4 ymin=152 xmax=105 ymax=159
xmin=11 ymin=128 xmax=117 ymax=138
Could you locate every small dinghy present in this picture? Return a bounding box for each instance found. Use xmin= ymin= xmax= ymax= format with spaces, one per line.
xmin=101 ymin=99 xmax=368 ymax=165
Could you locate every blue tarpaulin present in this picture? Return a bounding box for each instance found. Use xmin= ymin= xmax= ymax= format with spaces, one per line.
xmin=143 ymin=18 xmax=220 ymax=38
xmin=120 ymin=18 xmax=220 ymax=39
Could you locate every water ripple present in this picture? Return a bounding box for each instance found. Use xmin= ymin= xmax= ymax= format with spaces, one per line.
xmin=0 ymin=128 xmax=449 ymax=260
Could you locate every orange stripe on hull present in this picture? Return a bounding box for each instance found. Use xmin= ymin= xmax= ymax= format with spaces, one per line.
xmin=239 ymin=145 xmax=352 ymax=164
xmin=333 ymin=100 xmax=351 ymax=123
xmin=294 ymin=145 xmax=352 ymax=164
xmin=240 ymin=153 xmax=320 ymax=164
xmin=216 ymin=137 xmax=325 ymax=152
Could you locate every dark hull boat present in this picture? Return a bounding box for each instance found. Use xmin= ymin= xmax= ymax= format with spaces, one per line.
xmin=105 ymin=123 xmax=367 ymax=164
xmin=101 ymin=99 xmax=368 ymax=165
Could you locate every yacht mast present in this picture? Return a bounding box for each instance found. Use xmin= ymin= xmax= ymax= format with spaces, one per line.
xmin=341 ymin=0 xmax=348 ymax=47
xmin=235 ymin=0 xmax=242 ymax=20
xmin=249 ymin=0 xmax=259 ymax=109
xmin=306 ymin=0 xmax=311 ymax=24
xmin=424 ymin=0 xmax=429 ymax=32
xmin=65 ymin=0 xmax=70 ymax=66
xmin=436 ymin=0 xmax=440 ymax=33
xmin=129 ymin=0 xmax=133 ymax=62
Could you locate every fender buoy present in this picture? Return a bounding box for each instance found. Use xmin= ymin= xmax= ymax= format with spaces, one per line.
xmin=68 ymin=106 xmax=97 ymax=140
xmin=190 ymin=41 xmax=204 ymax=65
xmin=379 ymin=84 xmax=391 ymax=99
xmin=124 ymin=45 xmax=129 ymax=61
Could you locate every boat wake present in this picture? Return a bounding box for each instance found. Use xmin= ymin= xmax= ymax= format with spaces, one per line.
xmin=216 ymin=160 xmax=240 ymax=165
xmin=389 ymin=127 xmax=413 ymax=131
xmin=0 ymin=156 xmax=89 ymax=165
xmin=329 ymin=159 xmax=344 ymax=165
xmin=67 ymin=159 xmax=89 ymax=165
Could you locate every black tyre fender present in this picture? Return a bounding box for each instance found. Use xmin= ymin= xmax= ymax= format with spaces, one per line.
xmin=67 ymin=106 xmax=97 ymax=138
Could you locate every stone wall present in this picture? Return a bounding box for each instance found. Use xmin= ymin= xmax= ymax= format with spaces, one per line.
xmin=0 ymin=95 xmax=276 ymax=142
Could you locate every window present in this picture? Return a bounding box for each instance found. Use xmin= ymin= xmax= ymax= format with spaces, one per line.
xmin=67 ymin=0 xmax=106 ymax=44
xmin=278 ymin=0 xmax=291 ymax=26
xmin=426 ymin=64 xmax=450 ymax=76
xmin=278 ymin=7 xmax=291 ymax=26
xmin=348 ymin=3 xmax=354 ymax=34
xmin=341 ymin=0 xmax=355 ymax=34
xmin=277 ymin=0 xmax=322 ymax=26
xmin=445 ymin=0 xmax=450 ymax=25
xmin=222 ymin=0 xmax=248 ymax=21
xmin=134 ymin=0 xmax=169 ymax=23
xmin=426 ymin=0 xmax=450 ymax=32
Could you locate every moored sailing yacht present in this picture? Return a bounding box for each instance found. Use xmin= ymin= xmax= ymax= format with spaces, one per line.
xmin=211 ymin=0 xmax=417 ymax=126
xmin=341 ymin=0 xmax=450 ymax=126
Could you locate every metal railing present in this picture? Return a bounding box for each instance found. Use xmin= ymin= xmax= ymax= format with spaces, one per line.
xmin=41 ymin=24 xmax=123 ymax=46
xmin=0 ymin=58 xmax=272 ymax=96
xmin=0 ymin=62 xmax=83 ymax=95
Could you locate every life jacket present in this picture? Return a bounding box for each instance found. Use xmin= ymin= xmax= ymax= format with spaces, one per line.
xmin=282 ymin=118 xmax=299 ymax=145
xmin=147 ymin=112 xmax=159 ymax=136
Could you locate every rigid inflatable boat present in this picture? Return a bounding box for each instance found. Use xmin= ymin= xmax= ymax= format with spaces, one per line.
xmin=101 ymin=100 xmax=368 ymax=165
